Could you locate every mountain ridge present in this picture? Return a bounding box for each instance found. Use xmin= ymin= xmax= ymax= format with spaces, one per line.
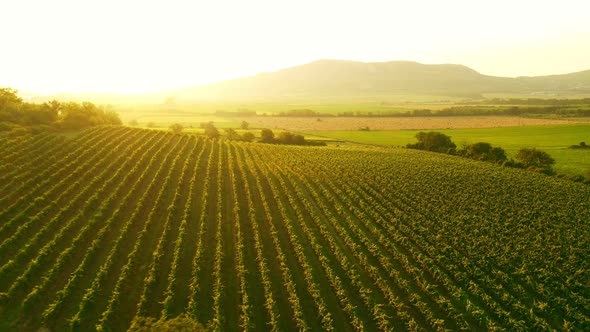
xmin=173 ymin=59 xmax=590 ymax=100
xmin=23 ymin=60 xmax=590 ymax=103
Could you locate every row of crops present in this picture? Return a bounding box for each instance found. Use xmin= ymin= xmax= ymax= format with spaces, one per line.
xmin=1 ymin=126 xmax=589 ymax=331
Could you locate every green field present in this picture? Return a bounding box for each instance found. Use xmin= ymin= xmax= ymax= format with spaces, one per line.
xmin=1 ymin=126 xmax=589 ymax=331
xmin=308 ymin=124 xmax=590 ymax=176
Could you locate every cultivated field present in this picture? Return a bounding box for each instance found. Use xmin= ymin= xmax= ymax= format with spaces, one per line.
xmin=245 ymin=116 xmax=581 ymax=131
xmin=309 ymin=124 xmax=590 ymax=175
xmin=123 ymin=114 xmax=584 ymax=132
xmin=1 ymin=127 xmax=589 ymax=331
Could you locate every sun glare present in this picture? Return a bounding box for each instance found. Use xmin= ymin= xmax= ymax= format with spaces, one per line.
xmin=1 ymin=0 xmax=589 ymax=94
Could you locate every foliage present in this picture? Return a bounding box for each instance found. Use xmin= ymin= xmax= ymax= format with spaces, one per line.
xmin=0 ymin=88 xmax=122 ymax=131
xmin=260 ymin=128 xmax=275 ymax=142
xmin=169 ymin=123 xmax=184 ymax=134
xmin=311 ymin=124 xmax=590 ymax=176
xmin=1 ymin=127 xmax=589 ymax=331
xmin=58 ymin=102 xmax=121 ymax=129
xmin=241 ymin=132 xmax=255 ymax=142
xmin=240 ymin=120 xmax=249 ymax=130
xmin=199 ymin=121 xmax=214 ymax=129
xmin=406 ymin=131 xmax=456 ymax=153
xmin=224 ymin=128 xmax=241 ymax=140
xmin=277 ymin=131 xmax=305 ymax=145
xmin=129 ymin=315 xmax=206 ymax=331
xmin=129 ymin=119 xmax=139 ymax=126
xmin=278 ymin=109 xmax=320 ymax=117
xmin=515 ymin=148 xmax=555 ymax=170
xmin=461 ymin=142 xmax=507 ymax=162
xmin=258 ymin=129 xmax=316 ymax=145
xmin=569 ymin=141 xmax=589 ymax=149
xmin=203 ymin=122 xmax=220 ymax=139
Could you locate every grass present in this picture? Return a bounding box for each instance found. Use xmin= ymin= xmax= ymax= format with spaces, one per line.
xmin=308 ymin=124 xmax=590 ymax=176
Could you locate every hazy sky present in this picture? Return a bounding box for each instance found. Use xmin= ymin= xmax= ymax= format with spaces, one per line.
xmin=2 ymin=0 xmax=590 ymax=94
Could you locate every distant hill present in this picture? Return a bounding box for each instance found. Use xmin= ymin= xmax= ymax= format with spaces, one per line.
xmin=514 ymin=70 xmax=590 ymax=94
xmin=174 ymin=60 xmax=590 ymax=100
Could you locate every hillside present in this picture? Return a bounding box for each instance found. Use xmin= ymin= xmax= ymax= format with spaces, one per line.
xmin=174 ymin=60 xmax=590 ymax=100
xmin=1 ymin=127 xmax=589 ymax=331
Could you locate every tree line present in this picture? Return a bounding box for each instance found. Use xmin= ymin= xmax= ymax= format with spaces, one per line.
xmin=168 ymin=121 xmax=325 ymax=146
xmin=0 ymin=88 xmax=122 ymax=135
xmin=406 ymin=131 xmax=589 ymax=184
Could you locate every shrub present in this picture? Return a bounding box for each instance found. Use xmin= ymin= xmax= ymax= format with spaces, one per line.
xmin=515 ymin=148 xmax=555 ymax=169
xmin=169 ymin=123 xmax=184 ymax=134
xmin=462 ymin=142 xmax=507 ymax=162
xmin=241 ymin=132 xmax=255 ymax=142
xmin=204 ymin=123 xmax=220 ymax=139
xmin=406 ymin=131 xmax=456 ymax=153
xmin=260 ymin=128 xmax=275 ymax=142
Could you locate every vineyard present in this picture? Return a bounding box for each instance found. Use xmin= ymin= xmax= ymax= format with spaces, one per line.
xmin=1 ymin=126 xmax=589 ymax=331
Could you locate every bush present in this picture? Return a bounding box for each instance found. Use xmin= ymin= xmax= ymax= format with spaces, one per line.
xmin=169 ymin=123 xmax=184 ymax=134
xmin=569 ymin=141 xmax=589 ymax=149
xmin=515 ymin=148 xmax=555 ymax=169
xmin=502 ymin=159 xmax=524 ymax=169
xmin=406 ymin=131 xmax=456 ymax=153
xmin=277 ymin=131 xmax=305 ymax=145
xmin=241 ymin=132 xmax=255 ymax=142
xmin=204 ymin=123 xmax=220 ymax=139
xmin=224 ymin=128 xmax=240 ymax=140
xmin=462 ymin=142 xmax=507 ymax=162
xmin=260 ymin=128 xmax=275 ymax=142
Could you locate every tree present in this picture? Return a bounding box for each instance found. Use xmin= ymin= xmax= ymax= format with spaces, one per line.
xmin=515 ymin=148 xmax=555 ymax=170
xmin=278 ymin=131 xmax=305 ymax=145
xmin=204 ymin=122 xmax=220 ymax=139
xmin=0 ymin=87 xmax=120 ymax=130
xmin=240 ymin=120 xmax=249 ymax=130
xmin=0 ymin=88 xmax=22 ymax=112
xmin=147 ymin=122 xmax=156 ymax=128
xmin=129 ymin=119 xmax=139 ymax=126
xmin=169 ymin=123 xmax=184 ymax=134
xmin=463 ymin=142 xmax=507 ymax=162
xmin=59 ymin=102 xmax=121 ymax=129
xmin=241 ymin=132 xmax=255 ymax=142
xmin=260 ymin=128 xmax=275 ymax=142
xmin=406 ymin=131 xmax=456 ymax=153
xmin=224 ymin=128 xmax=240 ymax=140
xmin=489 ymin=146 xmax=507 ymax=162
xmin=200 ymin=121 xmax=213 ymax=129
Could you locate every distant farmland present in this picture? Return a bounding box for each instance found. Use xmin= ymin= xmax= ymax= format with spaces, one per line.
xmin=309 ymin=124 xmax=590 ymax=175
xmin=1 ymin=127 xmax=589 ymax=331
xmin=245 ymin=115 xmax=580 ymax=131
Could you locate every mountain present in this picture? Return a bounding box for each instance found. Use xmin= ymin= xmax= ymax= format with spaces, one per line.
xmin=514 ymin=70 xmax=590 ymax=94
xmin=172 ymin=60 xmax=590 ymax=100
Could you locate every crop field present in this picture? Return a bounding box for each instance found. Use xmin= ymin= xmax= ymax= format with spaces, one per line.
xmin=1 ymin=126 xmax=589 ymax=331
xmin=118 ymin=111 xmax=584 ymax=131
xmin=244 ymin=116 xmax=580 ymax=131
xmin=310 ymin=124 xmax=590 ymax=176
